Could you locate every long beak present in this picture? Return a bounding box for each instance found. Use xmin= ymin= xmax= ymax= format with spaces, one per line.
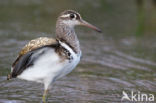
xmin=80 ymin=19 xmax=102 ymax=33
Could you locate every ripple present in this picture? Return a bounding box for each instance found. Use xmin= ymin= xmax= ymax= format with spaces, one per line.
xmin=115 ymin=51 xmax=156 ymax=66
xmin=0 ymin=99 xmax=25 ymax=103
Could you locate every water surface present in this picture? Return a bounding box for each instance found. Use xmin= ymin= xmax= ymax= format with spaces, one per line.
xmin=0 ymin=0 xmax=156 ymax=103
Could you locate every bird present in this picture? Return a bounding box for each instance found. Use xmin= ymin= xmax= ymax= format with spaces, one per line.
xmin=7 ymin=10 xmax=101 ymax=103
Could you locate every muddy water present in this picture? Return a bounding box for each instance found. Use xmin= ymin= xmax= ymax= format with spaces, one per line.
xmin=0 ymin=0 xmax=156 ymax=103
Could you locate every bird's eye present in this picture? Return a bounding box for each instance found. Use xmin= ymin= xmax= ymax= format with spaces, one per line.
xmin=70 ymin=14 xmax=75 ymax=19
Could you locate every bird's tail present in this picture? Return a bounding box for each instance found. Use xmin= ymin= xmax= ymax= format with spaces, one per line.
xmin=7 ymin=66 xmax=14 ymax=80
xmin=7 ymin=73 xmax=12 ymax=80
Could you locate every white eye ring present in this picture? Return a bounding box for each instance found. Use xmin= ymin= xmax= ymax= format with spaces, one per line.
xmin=61 ymin=14 xmax=70 ymax=18
xmin=61 ymin=14 xmax=76 ymax=20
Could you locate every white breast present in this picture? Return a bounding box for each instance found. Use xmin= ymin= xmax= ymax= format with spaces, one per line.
xmin=56 ymin=41 xmax=81 ymax=79
xmin=18 ymin=41 xmax=81 ymax=85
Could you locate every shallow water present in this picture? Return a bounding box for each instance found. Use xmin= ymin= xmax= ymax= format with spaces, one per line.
xmin=0 ymin=0 xmax=156 ymax=103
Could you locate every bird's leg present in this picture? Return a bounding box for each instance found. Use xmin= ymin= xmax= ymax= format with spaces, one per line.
xmin=42 ymin=89 xmax=49 ymax=103
xmin=42 ymin=79 xmax=53 ymax=103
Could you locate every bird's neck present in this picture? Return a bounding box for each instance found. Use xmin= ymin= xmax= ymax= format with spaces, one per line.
xmin=56 ymin=21 xmax=80 ymax=54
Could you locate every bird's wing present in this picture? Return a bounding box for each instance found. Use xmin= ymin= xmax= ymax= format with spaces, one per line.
xmin=11 ymin=50 xmax=34 ymax=78
xmin=19 ymin=37 xmax=57 ymax=56
xmin=9 ymin=37 xmax=58 ymax=78
xmin=12 ymin=37 xmax=57 ymax=67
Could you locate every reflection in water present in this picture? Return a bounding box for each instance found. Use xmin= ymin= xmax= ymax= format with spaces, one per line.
xmin=0 ymin=0 xmax=156 ymax=103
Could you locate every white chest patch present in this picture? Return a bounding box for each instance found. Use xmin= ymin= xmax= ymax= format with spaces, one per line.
xmin=18 ymin=42 xmax=81 ymax=85
xmin=56 ymin=41 xmax=81 ymax=78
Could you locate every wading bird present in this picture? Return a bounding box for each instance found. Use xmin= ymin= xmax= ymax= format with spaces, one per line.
xmin=7 ymin=10 xmax=101 ymax=103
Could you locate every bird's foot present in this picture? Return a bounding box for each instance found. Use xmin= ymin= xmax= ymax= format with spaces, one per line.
xmin=42 ymin=91 xmax=49 ymax=103
xmin=42 ymin=96 xmax=48 ymax=103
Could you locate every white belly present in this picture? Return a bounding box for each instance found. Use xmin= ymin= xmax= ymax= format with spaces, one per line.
xmin=18 ymin=43 xmax=81 ymax=85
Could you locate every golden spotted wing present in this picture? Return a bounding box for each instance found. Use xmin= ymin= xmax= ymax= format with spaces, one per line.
xmin=7 ymin=37 xmax=58 ymax=80
xmin=19 ymin=37 xmax=57 ymax=56
xmin=12 ymin=37 xmax=57 ymax=69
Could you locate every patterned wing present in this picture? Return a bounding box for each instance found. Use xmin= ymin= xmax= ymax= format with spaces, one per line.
xmin=19 ymin=37 xmax=57 ymax=56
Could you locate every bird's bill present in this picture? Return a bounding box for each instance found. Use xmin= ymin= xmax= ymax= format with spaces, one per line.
xmin=80 ymin=20 xmax=102 ymax=33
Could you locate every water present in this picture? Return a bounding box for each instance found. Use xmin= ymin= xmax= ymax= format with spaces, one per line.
xmin=0 ymin=0 xmax=156 ymax=103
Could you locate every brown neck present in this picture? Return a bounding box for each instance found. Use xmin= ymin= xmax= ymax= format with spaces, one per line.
xmin=55 ymin=20 xmax=80 ymax=54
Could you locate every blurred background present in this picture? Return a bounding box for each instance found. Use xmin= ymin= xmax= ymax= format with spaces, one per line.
xmin=0 ymin=0 xmax=156 ymax=103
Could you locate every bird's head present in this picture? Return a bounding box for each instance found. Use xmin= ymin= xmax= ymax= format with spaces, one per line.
xmin=58 ymin=10 xmax=102 ymax=33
